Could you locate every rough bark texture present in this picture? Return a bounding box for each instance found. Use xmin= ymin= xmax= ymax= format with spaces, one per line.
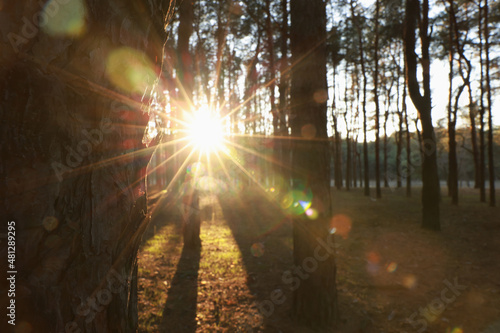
xmin=0 ymin=0 xmax=170 ymax=331
xmin=403 ymin=0 xmax=441 ymax=230
xmin=290 ymin=0 xmax=338 ymax=329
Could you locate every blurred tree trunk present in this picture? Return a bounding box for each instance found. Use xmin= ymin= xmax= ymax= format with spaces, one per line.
xmin=383 ymin=77 xmax=391 ymax=188
xmin=333 ymin=111 xmax=343 ymax=190
xmin=478 ymin=0 xmax=486 ymax=202
xmin=215 ymin=0 xmax=227 ymax=109
xmin=178 ymin=0 xmax=200 ymax=247
xmin=350 ymin=0 xmax=370 ymax=197
xmin=344 ymin=68 xmax=351 ymax=191
xmin=446 ymin=0 xmax=459 ymax=205
xmin=403 ymin=64 xmax=412 ymax=197
xmin=395 ymin=56 xmax=404 ymax=189
xmin=290 ymin=0 xmax=338 ymax=329
xmin=484 ymin=0 xmax=496 ymax=207
xmin=182 ymin=182 xmax=201 ymax=249
xmin=404 ymin=0 xmax=441 ymax=230
xmin=278 ymin=0 xmax=289 ymax=181
xmin=329 ymin=23 xmax=342 ymax=191
xmin=374 ymin=0 xmax=382 ymax=198
xmin=353 ymin=135 xmax=358 ymax=188
xmin=177 ymin=0 xmax=195 ymax=105
xmin=0 ymin=0 xmax=170 ymax=331
xmin=265 ymin=0 xmax=277 ymax=136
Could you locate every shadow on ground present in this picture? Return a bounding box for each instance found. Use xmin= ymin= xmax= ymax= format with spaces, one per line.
xmin=160 ymin=243 xmax=201 ymax=332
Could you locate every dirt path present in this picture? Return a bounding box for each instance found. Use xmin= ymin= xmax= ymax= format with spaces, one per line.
xmin=138 ymin=187 xmax=500 ymax=332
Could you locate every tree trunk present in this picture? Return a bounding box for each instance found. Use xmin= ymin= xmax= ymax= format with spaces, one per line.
xmin=404 ymin=0 xmax=441 ymax=230
xmin=0 ymin=0 xmax=170 ymax=331
xmin=478 ymin=0 xmax=486 ymax=202
xmin=403 ymin=65 xmax=412 ymax=197
xmin=353 ymin=135 xmax=358 ymax=188
xmin=446 ymin=2 xmax=458 ymax=204
xmin=396 ymin=59 xmax=403 ymax=189
xmin=181 ymin=182 xmax=201 ymax=249
xmin=346 ymin=134 xmax=351 ymax=191
xmin=290 ymin=0 xmax=338 ymax=329
xmin=215 ymin=0 xmax=227 ymax=108
xmin=178 ymin=0 xmax=200 ymax=246
xmin=333 ymin=113 xmax=343 ymax=190
xmin=383 ymin=108 xmax=389 ymax=188
xmin=178 ymin=0 xmax=195 ymax=104
xmin=374 ymin=0 xmax=382 ymax=198
xmin=278 ymin=0 xmax=289 ymax=180
xmin=344 ymin=68 xmax=351 ymax=191
xmin=266 ymin=0 xmax=278 ymax=137
xmin=484 ymin=0 xmax=496 ymax=207
xmin=350 ymin=0 xmax=370 ymax=196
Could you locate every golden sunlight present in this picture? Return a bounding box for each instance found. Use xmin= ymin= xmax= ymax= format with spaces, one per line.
xmin=187 ymin=107 xmax=225 ymax=153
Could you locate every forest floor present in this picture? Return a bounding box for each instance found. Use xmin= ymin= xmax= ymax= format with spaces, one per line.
xmin=138 ymin=186 xmax=500 ymax=333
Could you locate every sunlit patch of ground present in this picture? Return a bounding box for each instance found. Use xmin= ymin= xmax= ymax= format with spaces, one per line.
xmin=139 ymin=186 xmax=500 ymax=333
xmin=138 ymin=194 xmax=273 ymax=332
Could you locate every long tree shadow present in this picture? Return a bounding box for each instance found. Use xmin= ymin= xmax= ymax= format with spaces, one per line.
xmin=218 ymin=189 xmax=295 ymax=332
xmin=160 ymin=244 xmax=201 ymax=332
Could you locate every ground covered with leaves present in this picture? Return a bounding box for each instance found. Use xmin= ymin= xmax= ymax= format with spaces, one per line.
xmin=138 ymin=186 xmax=500 ymax=332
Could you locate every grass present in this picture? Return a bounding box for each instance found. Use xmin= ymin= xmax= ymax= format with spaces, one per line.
xmin=138 ymin=185 xmax=500 ymax=332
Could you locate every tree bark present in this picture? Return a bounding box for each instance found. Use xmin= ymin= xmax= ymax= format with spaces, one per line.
xmin=290 ymin=0 xmax=338 ymax=329
xmin=403 ymin=0 xmax=441 ymax=230
xmin=0 ymin=0 xmax=170 ymax=331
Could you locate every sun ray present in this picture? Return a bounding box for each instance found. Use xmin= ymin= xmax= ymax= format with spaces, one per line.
xmin=220 ymin=147 xmax=268 ymax=194
xmin=213 ymin=150 xmax=235 ymax=190
xmin=223 ymin=139 xmax=294 ymax=174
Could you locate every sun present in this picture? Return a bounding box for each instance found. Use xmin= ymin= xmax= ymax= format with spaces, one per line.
xmin=187 ymin=107 xmax=225 ymax=153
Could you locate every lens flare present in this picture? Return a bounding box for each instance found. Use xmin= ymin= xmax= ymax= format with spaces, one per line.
xmin=250 ymin=243 xmax=265 ymax=257
xmin=42 ymin=0 xmax=87 ymax=37
xmin=403 ymin=274 xmax=417 ymax=289
xmin=106 ymin=47 xmax=157 ymax=94
xmin=387 ymin=262 xmax=398 ymax=273
xmin=329 ymin=214 xmax=352 ymax=239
